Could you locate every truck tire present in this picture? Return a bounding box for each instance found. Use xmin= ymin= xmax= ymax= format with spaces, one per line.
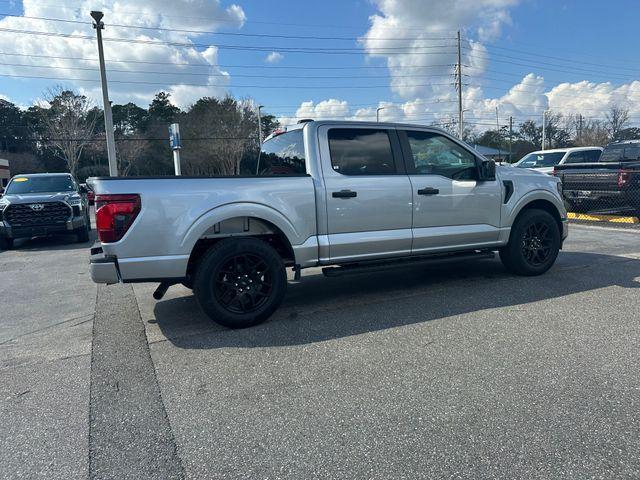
xmin=0 ymin=236 xmax=13 ymax=250
xmin=75 ymin=223 xmax=90 ymax=243
xmin=499 ymin=208 xmax=561 ymax=276
xmin=193 ymin=238 xmax=287 ymax=329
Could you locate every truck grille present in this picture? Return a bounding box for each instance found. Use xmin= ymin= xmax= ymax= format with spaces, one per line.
xmin=4 ymin=202 xmax=71 ymax=226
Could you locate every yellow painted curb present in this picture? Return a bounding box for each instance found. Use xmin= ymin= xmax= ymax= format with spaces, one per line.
xmin=568 ymin=212 xmax=640 ymax=224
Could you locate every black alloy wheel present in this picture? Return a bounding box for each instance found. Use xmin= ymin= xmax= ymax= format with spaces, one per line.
xmin=194 ymin=238 xmax=287 ymax=329
xmin=214 ymin=253 xmax=273 ymax=314
xmin=500 ymin=208 xmax=561 ymax=276
xmin=521 ymin=221 xmax=553 ymax=267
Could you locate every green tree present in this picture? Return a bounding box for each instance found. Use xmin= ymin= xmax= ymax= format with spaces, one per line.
xmin=112 ymin=102 xmax=148 ymax=134
xmin=148 ymin=92 xmax=180 ymax=124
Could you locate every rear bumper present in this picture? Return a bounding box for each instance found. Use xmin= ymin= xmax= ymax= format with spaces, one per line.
xmin=90 ymin=244 xmax=120 ymax=284
xmin=0 ymin=215 xmax=86 ymax=239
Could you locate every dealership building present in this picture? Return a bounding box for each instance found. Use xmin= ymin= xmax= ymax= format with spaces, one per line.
xmin=0 ymin=158 xmax=9 ymax=187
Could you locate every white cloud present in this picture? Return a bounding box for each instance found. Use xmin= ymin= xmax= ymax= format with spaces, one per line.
xmin=0 ymin=0 xmax=246 ymax=108
xmin=360 ymin=0 xmax=521 ymax=99
xmin=265 ymin=52 xmax=284 ymax=64
xmin=278 ymin=99 xmax=350 ymax=126
xmin=546 ymin=80 xmax=640 ymax=118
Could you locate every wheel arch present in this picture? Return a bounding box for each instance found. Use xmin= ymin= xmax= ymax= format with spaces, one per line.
xmin=509 ymin=196 xmax=564 ymax=241
xmin=184 ymin=211 xmax=297 ymax=281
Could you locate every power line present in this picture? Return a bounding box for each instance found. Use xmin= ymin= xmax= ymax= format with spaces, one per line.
xmin=473 ymin=39 xmax=639 ymax=72
xmin=0 ymin=51 xmax=460 ymax=70
xmin=462 ymin=46 xmax=640 ymax=78
xmin=0 ymin=72 xmax=462 ymax=89
xmin=0 ymin=60 xmax=462 ymax=80
xmin=0 ymin=1 xmax=458 ymax=33
xmin=0 ymin=12 xmax=458 ymax=42
xmin=0 ymin=27 xmax=460 ymax=55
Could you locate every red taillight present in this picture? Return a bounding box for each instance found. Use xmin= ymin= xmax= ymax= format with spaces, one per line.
xmin=95 ymin=194 xmax=141 ymax=243
xmin=618 ymin=170 xmax=631 ymax=188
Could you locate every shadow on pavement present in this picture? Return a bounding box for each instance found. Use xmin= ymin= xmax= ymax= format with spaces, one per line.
xmin=152 ymin=251 xmax=640 ymax=349
xmin=7 ymin=230 xmax=97 ymax=252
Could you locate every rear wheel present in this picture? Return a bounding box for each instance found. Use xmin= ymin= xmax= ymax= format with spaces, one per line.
xmin=0 ymin=236 xmax=13 ymax=250
xmin=193 ymin=238 xmax=287 ymax=329
xmin=500 ymin=209 xmax=560 ymax=276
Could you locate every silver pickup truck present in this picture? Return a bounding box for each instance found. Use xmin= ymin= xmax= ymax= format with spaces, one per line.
xmin=89 ymin=120 xmax=568 ymax=328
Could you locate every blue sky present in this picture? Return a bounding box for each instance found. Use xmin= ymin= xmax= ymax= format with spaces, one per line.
xmin=0 ymin=0 xmax=639 ymax=132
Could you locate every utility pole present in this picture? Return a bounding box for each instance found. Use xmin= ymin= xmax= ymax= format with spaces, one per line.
xmin=456 ymin=30 xmax=463 ymax=139
xmin=578 ymin=114 xmax=583 ymax=143
xmin=255 ymin=105 xmax=263 ymax=175
xmin=90 ymin=11 xmax=117 ymax=177
xmin=509 ymin=116 xmax=513 ymax=163
xmin=495 ymin=107 xmax=502 ymax=161
xmin=542 ymin=110 xmax=547 ymax=150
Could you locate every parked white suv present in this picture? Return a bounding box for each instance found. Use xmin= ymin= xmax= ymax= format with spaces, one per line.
xmin=514 ymin=147 xmax=603 ymax=174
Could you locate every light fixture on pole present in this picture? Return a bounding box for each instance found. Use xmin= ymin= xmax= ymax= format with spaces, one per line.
xmin=376 ymin=106 xmax=385 ymax=122
xmin=90 ymin=11 xmax=118 ymax=177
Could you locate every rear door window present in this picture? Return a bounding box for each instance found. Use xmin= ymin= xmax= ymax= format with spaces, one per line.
xmin=258 ymin=130 xmax=307 ymax=175
xmin=564 ymin=152 xmax=586 ymax=164
xmin=328 ymin=128 xmax=398 ymax=175
xmin=584 ymin=149 xmax=602 ymax=162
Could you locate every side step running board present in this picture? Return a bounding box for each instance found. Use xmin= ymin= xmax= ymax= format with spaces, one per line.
xmin=322 ymin=250 xmax=495 ymax=278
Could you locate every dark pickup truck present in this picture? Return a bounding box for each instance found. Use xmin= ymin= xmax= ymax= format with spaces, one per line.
xmin=554 ymin=140 xmax=640 ymax=215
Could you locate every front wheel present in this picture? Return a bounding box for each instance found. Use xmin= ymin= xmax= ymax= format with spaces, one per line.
xmin=75 ymin=224 xmax=90 ymax=243
xmin=193 ymin=238 xmax=287 ymax=329
xmin=0 ymin=236 xmax=13 ymax=250
xmin=500 ymin=209 xmax=561 ymax=276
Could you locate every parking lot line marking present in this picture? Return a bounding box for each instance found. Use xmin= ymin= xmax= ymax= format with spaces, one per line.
xmin=89 ymin=284 xmax=184 ymax=480
xmin=567 ymin=212 xmax=640 ymax=223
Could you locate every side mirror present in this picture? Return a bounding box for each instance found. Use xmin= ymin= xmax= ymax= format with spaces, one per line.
xmin=478 ymin=159 xmax=496 ymax=181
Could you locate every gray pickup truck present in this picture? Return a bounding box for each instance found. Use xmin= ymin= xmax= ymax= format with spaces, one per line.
xmin=89 ymin=121 xmax=568 ymax=328
xmin=0 ymin=173 xmax=91 ymax=249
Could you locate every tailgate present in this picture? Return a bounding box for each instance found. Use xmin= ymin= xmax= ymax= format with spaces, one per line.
xmin=555 ymin=163 xmax=621 ymax=192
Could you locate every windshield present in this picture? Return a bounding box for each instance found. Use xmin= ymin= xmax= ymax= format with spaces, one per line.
xmin=516 ymin=152 xmax=566 ymax=168
xmin=600 ymin=144 xmax=640 ymax=162
xmin=5 ymin=175 xmax=76 ymax=194
xmin=258 ymin=130 xmax=307 ymax=175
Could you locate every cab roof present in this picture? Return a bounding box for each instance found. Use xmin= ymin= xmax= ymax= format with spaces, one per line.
xmin=12 ymin=173 xmax=73 ymax=178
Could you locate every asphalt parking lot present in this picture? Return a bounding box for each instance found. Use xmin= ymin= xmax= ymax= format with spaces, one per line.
xmin=1 ymin=224 xmax=640 ymax=479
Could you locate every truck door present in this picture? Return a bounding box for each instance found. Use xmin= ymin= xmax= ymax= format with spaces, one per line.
xmin=398 ymin=129 xmax=502 ymax=253
xmin=317 ymin=125 xmax=413 ymax=262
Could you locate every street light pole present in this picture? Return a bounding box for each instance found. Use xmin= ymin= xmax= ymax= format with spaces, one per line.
xmin=90 ymin=11 xmax=117 ymax=177
xmin=376 ymin=106 xmax=385 ymax=122
xmin=255 ymin=105 xmax=264 ymax=175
